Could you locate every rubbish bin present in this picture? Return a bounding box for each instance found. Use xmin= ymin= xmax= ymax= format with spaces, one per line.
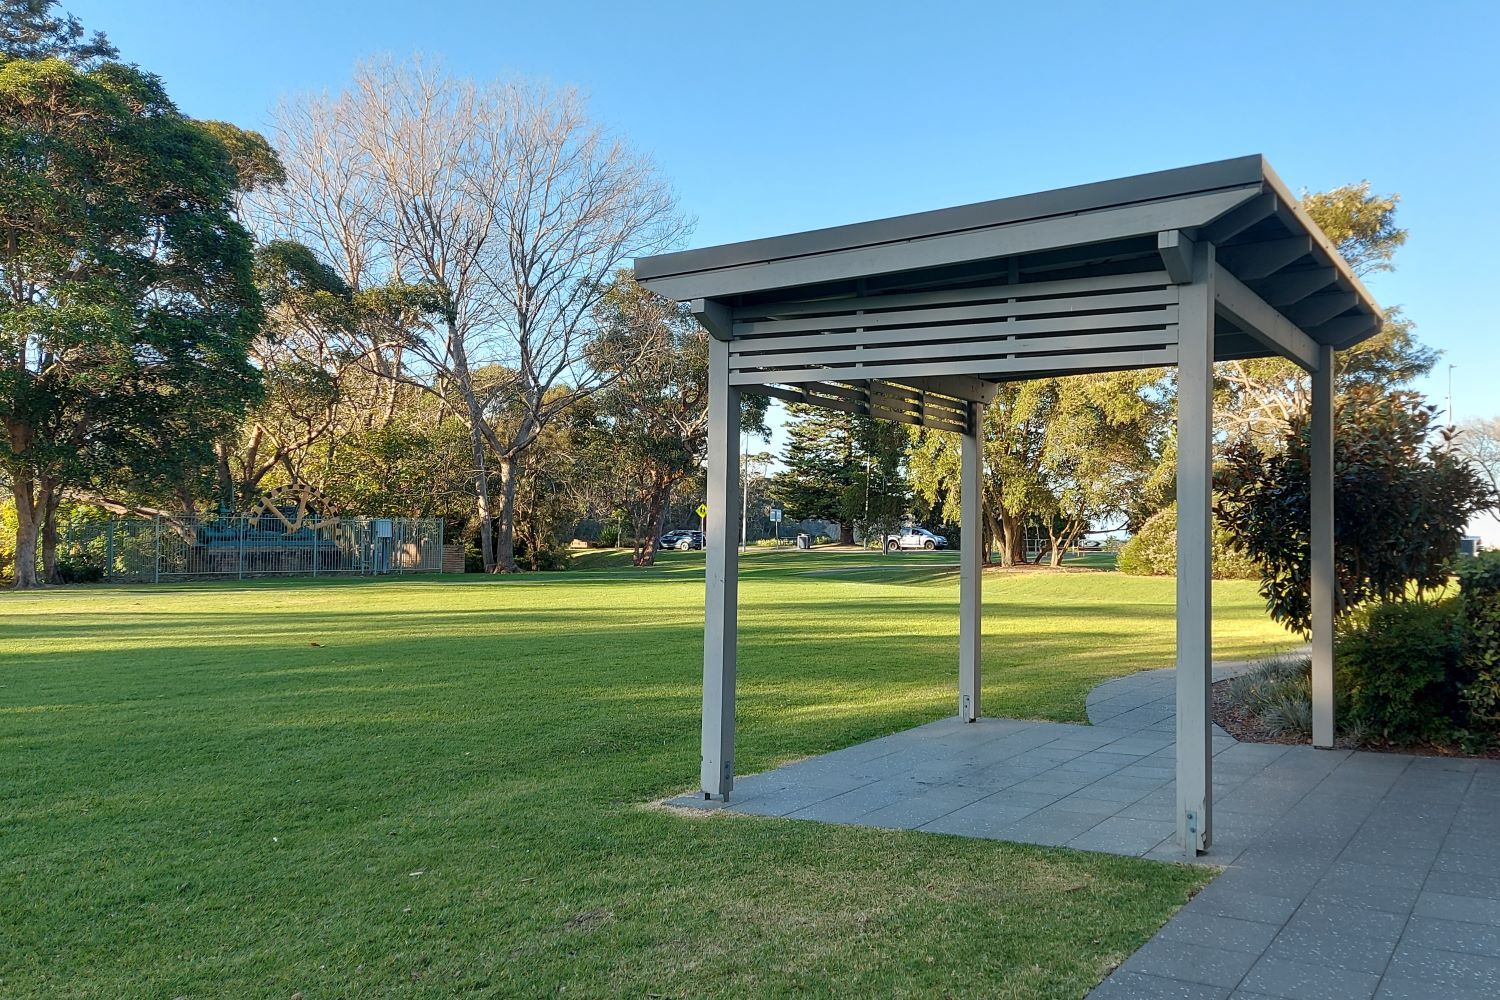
xmin=796 ymin=533 xmax=811 ymax=550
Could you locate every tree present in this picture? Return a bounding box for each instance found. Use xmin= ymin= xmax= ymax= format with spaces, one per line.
xmin=580 ymin=273 xmax=766 ymax=566
xmin=907 ymin=372 xmax=1168 ymax=566
xmin=769 ymin=406 xmax=865 ymax=544
xmin=1216 ymin=388 xmax=1495 ymax=635
xmin=1457 ymin=417 xmax=1500 ymax=498
xmin=0 ymin=56 xmax=268 ymax=587
xmin=0 ymin=1 xmax=114 ymax=66
xmin=850 ymin=418 xmax=908 ymax=552
xmin=264 ymin=59 xmax=684 ymax=572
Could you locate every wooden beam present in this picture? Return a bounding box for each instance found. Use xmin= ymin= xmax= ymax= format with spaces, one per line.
xmin=731 ymin=345 xmax=1179 ymax=387
xmin=1255 ymin=267 xmax=1337 ymax=307
xmin=1287 ymin=291 xmax=1358 ymax=329
xmin=890 ymin=374 xmax=997 ymax=404
xmin=1157 ymin=230 xmax=1196 ymax=284
xmin=1203 ymin=190 xmax=1277 ymax=244
xmin=692 ymin=298 xmax=733 ymax=341
xmin=1310 ymin=313 xmax=1382 ymax=349
xmin=733 ymin=287 xmax=1176 ymax=337
xmin=731 ymin=270 xmax=1172 ymax=322
xmin=731 ymin=308 xmax=1179 ymax=360
xmin=1212 ymin=264 xmax=1320 ymax=372
xmin=1216 ymin=236 xmax=1313 ymax=280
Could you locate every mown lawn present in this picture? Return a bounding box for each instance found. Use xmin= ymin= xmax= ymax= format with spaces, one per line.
xmin=1 ymin=550 xmax=1295 ymax=998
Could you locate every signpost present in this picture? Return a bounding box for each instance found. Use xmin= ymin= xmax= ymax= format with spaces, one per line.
xmin=769 ymin=507 xmax=783 ymax=547
xmin=697 ymin=502 xmax=707 ymax=536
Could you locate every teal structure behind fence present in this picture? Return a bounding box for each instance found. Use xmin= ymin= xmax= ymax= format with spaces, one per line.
xmin=63 ymin=516 xmax=444 ymax=582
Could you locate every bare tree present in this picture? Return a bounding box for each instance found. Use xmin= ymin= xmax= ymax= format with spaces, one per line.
xmin=1458 ymin=417 xmax=1500 ymax=497
xmin=261 ymin=58 xmax=684 ymax=571
xmin=467 ymin=81 xmax=684 ymax=570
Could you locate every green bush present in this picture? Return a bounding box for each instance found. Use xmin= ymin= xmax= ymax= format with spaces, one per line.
xmin=0 ymin=498 xmax=15 ymax=584
xmin=1457 ymin=551 xmax=1500 ymax=735
xmin=1116 ymin=502 xmax=1259 ymax=579
xmin=1336 ymin=597 xmax=1467 ymax=744
xmin=55 ymin=556 xmax=104 ymax=584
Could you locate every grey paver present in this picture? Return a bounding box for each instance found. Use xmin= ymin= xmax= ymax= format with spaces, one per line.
xmin=1238 ymin=956 xmax=1381 ymax=999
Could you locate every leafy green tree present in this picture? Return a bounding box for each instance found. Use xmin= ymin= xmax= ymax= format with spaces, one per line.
xmin=769 ymin=406 xmax=865 ymax=544
xmin=0 ymin=1 xmax=114 ymax=66
xmin=907 ymin=372 xmax=1168 ymax=566
xmin=1216 ymin=388 xmax=1495 ymax=635
xmin=850 ymin=417 xmax=908 ymax=551
xmin=580 ymin=274 xmax=766 ymax=566
xmin=0 ymin=55 xmax=270 ymax=586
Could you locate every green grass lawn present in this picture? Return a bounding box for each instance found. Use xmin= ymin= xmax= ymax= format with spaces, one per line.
xmin=1 ymin=550 xmax=1295 ymax=998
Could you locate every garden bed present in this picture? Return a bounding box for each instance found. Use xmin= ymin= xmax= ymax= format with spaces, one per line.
xmin=1212 ymin=671 xmax=1500 ymax=760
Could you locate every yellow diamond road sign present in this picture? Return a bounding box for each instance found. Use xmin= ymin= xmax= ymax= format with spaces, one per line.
xmin=696 ymin=503 xmax=708 ymax=518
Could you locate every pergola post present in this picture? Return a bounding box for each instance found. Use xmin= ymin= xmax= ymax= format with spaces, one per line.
xmin=702 ymin=334 xmax=741 ymax=799
xmin=1176 ymin=241 xmax=1215 ymax=855
xmin=959 ymin=401 xmax=985 ymax=721
xmin=1310 ymin=343 xmax=1336 ymax=748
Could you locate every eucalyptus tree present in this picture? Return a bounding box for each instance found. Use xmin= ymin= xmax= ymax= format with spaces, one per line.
xmin=907 ymin=372 xmax=1167 ymax=566
xmin=580 ymin=273 xmax=767 ymax=566
xmin=0 ymin=55 xmax=270 ymax=586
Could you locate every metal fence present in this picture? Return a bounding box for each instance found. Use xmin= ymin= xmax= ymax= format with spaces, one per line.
xmin=62 ymin=516 xmax=445 ymax=582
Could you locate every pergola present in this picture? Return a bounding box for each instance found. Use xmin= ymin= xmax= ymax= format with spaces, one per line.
xmin=635 ymin=156 xmax=1384 ymax=855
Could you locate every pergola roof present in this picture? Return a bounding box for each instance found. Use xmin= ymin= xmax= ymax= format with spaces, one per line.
xmin=636 ymin=156 xmax=1383 ymax=435
xmin=639 ymin=155 xmax=1380 ymax=347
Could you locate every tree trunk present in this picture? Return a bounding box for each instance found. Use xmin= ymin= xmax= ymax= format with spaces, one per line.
xmin=494 ymin=454 xmax=520 ymax=573
xmin=462 ymin=410 xmax=496 ymax=573
xmin=992 ymin=509 xmax=1024 ymax=567
xmin=10 ymin=469 xmax=41 ymax=589
xmin=40 ymin=481 xmax=60 ymax=584
xmin=838 ymin=521 xmax=855 ymax=546
xmin=634 ymin=482 xmax=672 ymax=567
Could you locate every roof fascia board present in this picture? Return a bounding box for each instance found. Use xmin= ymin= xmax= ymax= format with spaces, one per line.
xmin=642 ymin=187 xmax=1261 ymax=302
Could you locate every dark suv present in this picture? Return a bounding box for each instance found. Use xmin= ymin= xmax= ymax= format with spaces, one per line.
xmin=659 ymin=529 xmax=705 ymax=550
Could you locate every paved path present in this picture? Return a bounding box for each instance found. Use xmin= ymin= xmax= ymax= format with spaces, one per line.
xmin=668 ymin=663 xmax=1500 ymax=999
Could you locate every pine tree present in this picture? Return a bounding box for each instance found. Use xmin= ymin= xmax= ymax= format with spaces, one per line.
xmin=769 ymin=404 xmax=860 ymax=543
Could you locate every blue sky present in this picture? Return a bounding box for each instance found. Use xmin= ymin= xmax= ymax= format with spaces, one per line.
xmin=78 ymin=0 xmax=1497 ymax=422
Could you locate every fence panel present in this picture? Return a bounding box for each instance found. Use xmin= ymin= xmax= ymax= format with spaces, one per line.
xmin=60 ymin=516 xmax=446 ymax=582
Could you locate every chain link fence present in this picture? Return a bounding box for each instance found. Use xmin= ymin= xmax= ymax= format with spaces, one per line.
xmin=62 ymin=516 xmax=445 ymax=582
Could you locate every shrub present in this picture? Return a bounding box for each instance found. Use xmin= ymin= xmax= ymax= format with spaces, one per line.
xmin=1457 ymin=551 xmax=1500 ymax=735
xmin=1115 ymin=502 xmax=1259 ymax=579
xmin=1226 ymin=657 xmax=1317 ymax=739
xmin=54 ymin=556 xmax=103 ymax=584
xmin=1216 ymin=388 xmax=1494 ymax=634
xmin=464 ymin=544 xmax=484 ymax=573
xmin=1336 ymin=597 xmax=1467 ymax=744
